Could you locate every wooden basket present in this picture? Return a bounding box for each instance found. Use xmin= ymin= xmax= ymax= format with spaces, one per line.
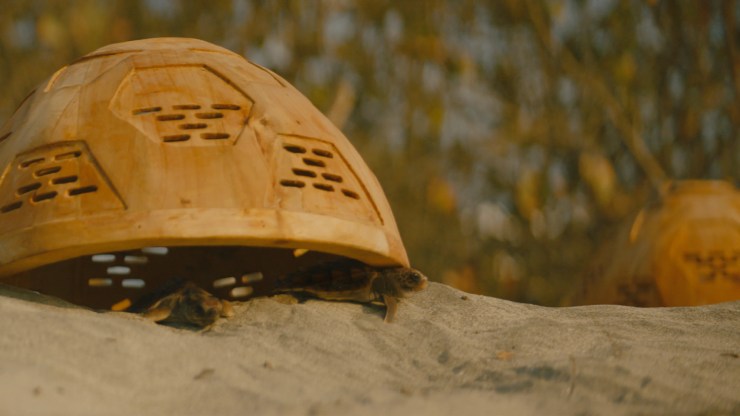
xmin=0 ymin=38 xmax=408 ymax=310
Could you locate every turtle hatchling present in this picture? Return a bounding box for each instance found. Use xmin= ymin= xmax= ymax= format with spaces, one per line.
xmin=275 ymin=260 xmax=428 ymax=323
xmin=133 ymin=281 xmax=234 ymax=329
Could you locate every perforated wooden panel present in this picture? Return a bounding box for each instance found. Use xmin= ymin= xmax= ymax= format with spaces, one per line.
xmin=274 ymin=135 xmax=382 ymax=225
xmin=111 ymin=65 xmax=254 ymax=145
xmin=0 ymin=141 xmax=125 ymax=234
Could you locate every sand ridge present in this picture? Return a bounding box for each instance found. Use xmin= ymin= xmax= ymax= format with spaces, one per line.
xmin=0 ymin=282 xmax=738 ymax=415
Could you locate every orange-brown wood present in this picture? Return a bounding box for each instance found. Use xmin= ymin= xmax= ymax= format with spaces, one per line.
xmin=577 ymin=180 xmax=740 ymax=306
xmin=0 ymin=38 xmax=409 ymax=308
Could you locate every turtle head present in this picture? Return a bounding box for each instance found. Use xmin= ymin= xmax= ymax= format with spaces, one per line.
xmin=397 ymin=268 xmax=428 ymax=294
xmin=178 ymin=284 xmax=224 ymax=327
xmin=377 ymin=267 xmax=428 ymax=297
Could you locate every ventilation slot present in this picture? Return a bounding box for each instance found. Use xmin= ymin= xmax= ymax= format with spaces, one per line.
xmin=35 ymin=166 xmax=62 ymax=177
xmin=179 ymin=123 xmax=208 ymax=130
xmin=201 ymin=133 xmax=230 ymax=140
xmin=92 ymin=254 xmax=116 ymax=263
xmin=163 ymin=134 xmax=191 ymax=142
xmin=54 ymin=151 xmax=82 ymax=160
xmin=213 ymin=277 xmax=237 ymax=288
xmin=121 ymin=279 xmax=145 ymax=289
xmin=313 ymin=183 xmax=334 ymax=192
xmin=20 ymin=157 xmax=45 ymax=168
xmin=132 ymin=107 xmax=162 ymax=115
xmin=88 ymin=278 xmax=113 ymax=287
xmin=284 ymin=145 xmax=307 ymax=154
xmin=195 ymin=112 xmax=224 ymax=119
xmin=230 ymin=286 xmax=253 ymax=298
xmin=107 ymin=266 xmax=131 ymax=275
xmin=68 ymin=185 xmax=98 ymax=196
xmin=141 ymin=247 xmax=169 ymax=255
xmin=212 ymin=104 xmax=240 ymax=110
xmin=321 ymin=173 xmax=343 ymax=183
xmin=17 ymin=183 xmax=42 ymax=195
xmin=124 ymin=255 xmax=149 ymax=265
xmin=292 ymin=169 xmax=317 ymax=178
xmin=32 ymin=191 xmax=57 ymax=203
xmin=312 ymin=149 xmax=333 ymax=158
xmin=302 ymin=158 xmax=326 ymax=168
xmin=1 ymin=201 xmax=22 ymax=213
xmin=52 ymin=175 xmax=78 ymax=185
xmin=342 ymin=189 xmax=360 ymax=199
xmin=173 ymin=104 xmax=201 ymax=110
xmin=280 ymin=180 xmax=305 ymax=188
xmin=156 ymin=114 xmax=186 ymax=121
xmin=242 ymin=272 xmax=264 ymax=283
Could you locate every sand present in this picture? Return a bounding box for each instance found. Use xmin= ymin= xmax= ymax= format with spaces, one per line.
xmin=0 ymin=282 xmax=738 ymax=415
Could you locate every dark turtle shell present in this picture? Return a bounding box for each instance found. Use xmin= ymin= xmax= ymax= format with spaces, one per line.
xmin=275 ymin=259 xmax=428 ymax=322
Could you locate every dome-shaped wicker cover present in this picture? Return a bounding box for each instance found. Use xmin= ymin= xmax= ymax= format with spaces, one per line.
xmin=0 ymin=38 xmax=409 ymax=281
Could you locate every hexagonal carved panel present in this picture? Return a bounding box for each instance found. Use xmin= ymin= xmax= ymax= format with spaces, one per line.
xmin=272 ymin=134 xmax=382 ymax=225
xmin=111 ymin=65 xmax=254 ymax=146
xmin=0 ymin=141 xmax=125 ymax=234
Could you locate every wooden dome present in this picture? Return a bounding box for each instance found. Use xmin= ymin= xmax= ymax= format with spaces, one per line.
xmin=650 ymin=181 xmax=740 ymax=305
xmin=576 ymin=180 xmax=740 ymax=306
xmin=0 ymin=38 xmax=408 ymax=309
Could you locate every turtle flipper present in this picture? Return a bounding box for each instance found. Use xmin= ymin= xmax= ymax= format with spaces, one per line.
xmin=220 ymin=300 xmax=235 ymax=318
xmin=141 ymin=298 xmax=175 ymax=322
xmin=382 ymin=294 xmax=399 ymax=323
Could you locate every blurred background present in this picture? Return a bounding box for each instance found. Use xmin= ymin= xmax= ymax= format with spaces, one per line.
xmin=0 ymin=0 xmax=738 ymax=306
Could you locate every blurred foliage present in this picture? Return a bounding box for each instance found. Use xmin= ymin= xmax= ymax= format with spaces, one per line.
xmin=0 ymin=0 xmax=738 ymax=305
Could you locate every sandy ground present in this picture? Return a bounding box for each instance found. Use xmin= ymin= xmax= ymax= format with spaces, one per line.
xmin=0 ymin=282 xmax=738 ymax=416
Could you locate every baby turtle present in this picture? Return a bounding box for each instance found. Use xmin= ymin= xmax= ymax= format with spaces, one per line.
xmin=131 ymin=280 xmax=234 ymax=329
xmin=275 ymin=260 xmax=428 ymax=323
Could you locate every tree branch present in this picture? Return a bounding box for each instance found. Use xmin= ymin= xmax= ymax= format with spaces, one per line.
xmin=524 ymin=0 xmax=669 ymax=195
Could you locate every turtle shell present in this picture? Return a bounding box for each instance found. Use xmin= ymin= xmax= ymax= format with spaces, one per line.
xmin=0 ymin=38 xmax=408 ymax=309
